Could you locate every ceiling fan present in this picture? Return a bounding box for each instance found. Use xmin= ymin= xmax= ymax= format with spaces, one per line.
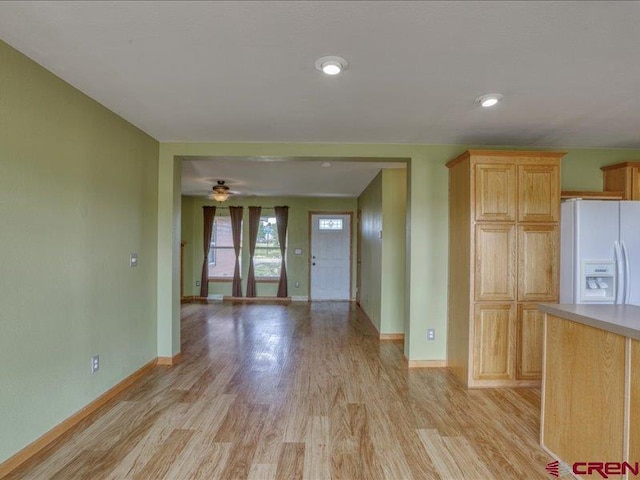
xmin=210 ymin=180 xmax=232 ymax=202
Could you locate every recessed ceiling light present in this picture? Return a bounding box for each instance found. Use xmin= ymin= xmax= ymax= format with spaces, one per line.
xmin=475 ymin=93 xmax=503 ymax=107
xmin=315 ymin=56 xmax=348 ymax=76
xmin=321 ymin=162 xmax=332 ymax=167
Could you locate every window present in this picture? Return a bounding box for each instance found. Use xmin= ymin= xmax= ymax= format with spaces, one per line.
xmin=255 ymin=216 xmax=282 ymax=278
xmin=319 ymin=218 xmax=343 ymax=230
xmin=209 ymin=217 xmax=240 ymax=279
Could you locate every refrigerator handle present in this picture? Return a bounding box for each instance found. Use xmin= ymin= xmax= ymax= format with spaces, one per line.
xmin=622 ymin=242 xmax=631 ymax=305
xmin=614 ymin=241 xmax=625 ymax=304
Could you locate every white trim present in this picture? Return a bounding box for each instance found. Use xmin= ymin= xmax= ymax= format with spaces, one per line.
xmin=291 ymin=295 xmax=309 ymax=302
xmin=207 ymin=294 xmax=224 ymax=301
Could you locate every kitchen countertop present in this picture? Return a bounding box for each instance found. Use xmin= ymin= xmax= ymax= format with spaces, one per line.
xmin=539 ymin=304 xmax=640 ymax=341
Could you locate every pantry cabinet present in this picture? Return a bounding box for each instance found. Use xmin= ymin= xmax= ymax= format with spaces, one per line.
xmin=447 ymin=150 xmax=564 ymax=387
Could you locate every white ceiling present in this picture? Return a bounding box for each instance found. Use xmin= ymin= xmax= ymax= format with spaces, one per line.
xmin=181 ymin=157 xmax=406 ymax=198
xmin=2 ymin=1 xmax=640 ymax=148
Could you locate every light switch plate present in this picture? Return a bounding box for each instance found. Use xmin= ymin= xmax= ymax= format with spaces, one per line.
xmin=129 ymin=253 xmax=138 ymax=267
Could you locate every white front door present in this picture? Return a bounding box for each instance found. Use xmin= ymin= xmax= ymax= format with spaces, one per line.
xmin=310 ymin=214 xmax=351 ymax=300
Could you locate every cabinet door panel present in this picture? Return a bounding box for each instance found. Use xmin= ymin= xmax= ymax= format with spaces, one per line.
xmin=475 ymin=164 xmax=516 ymax=222
xmin=475 ymin=224 xmax=516 ymax=301
xmin=518 ymin=165 xmax=559 ymax=223
xmin=516 ymin=304 xmax=544 ymax=380
xmin=518 ymin=225 xmax=559 ymax=301
xmin=603 ymin=167 xmax=628 ymax=197
xmin=631 ymin=167 xmax=640 ymax=200
xmin=473 ymin=304 xmax=514 ymax=380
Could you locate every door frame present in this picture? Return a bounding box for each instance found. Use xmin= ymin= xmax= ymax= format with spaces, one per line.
xmin=308 ymin=211 xmax=354 ymax=301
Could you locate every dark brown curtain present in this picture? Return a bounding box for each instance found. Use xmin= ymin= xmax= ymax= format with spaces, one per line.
xmin=200 ymin=206 xmax=216 ymax=297
xmin=229 ymin=206 xmax=243 ymax=297
xmin=275 ymin=206 xmax=289 ymax=297
xmin=246 ymin=206 xmax=262 ymax=297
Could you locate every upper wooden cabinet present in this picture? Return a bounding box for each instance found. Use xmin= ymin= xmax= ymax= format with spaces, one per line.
xmin=475 ymin=164 xmax=516 ymax=222
xmin=446 ymin=150 xmax=565 ymax=388
xmin=518 ymin=165 xmax=560 ymax=223
xmin=601 ymin=162 xmax=640 ymax=200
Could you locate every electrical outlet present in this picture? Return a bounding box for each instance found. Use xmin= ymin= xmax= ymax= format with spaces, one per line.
xmin=196 ymin=280 xmax=200 ymax=287
xmin=427 ymin=329 xmax=435 ymax=341
xmin=91 ymin=355 xmax=100 ymax=374
xmin=295 ymin=281 xmax=300 ymax=288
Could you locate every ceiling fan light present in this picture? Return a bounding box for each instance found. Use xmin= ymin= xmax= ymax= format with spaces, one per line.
xmin=212 ymin=191 xmax=230 ymax=202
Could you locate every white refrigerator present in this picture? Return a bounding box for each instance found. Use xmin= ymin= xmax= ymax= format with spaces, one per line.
xmin=560 ymin=199 xmax=640 ymax=305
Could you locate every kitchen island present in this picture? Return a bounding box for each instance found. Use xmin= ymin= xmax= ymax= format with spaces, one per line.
xmin=539 ymin=304 xmax=640 ymax=479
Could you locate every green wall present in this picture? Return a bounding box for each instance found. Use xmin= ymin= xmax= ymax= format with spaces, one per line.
xmin=381 ymin=169 xmax=407 ymax=335
xmin=181 ymin=195 xmax=358 ymax=299
xmin=357 ymin=172 xmax=383 ymax=330
xmin=0 ymin=40 xmax=159 ymax=464
xmin=357 ymin=169 xmax=407 ymax=335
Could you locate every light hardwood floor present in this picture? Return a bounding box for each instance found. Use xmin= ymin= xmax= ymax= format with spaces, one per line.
xmin=6 ymin=302 xmax=553 ymax=479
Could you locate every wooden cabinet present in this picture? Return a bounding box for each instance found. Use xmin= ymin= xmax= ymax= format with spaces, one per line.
xmin=473 ymin=304 xmax=514 ymax=381
xmin=542 ymin=314 xmax=627 ymax=477
xmin=517 ymin=225 xmax=558 ymax=301
xmin=447 ymin=150 xmax=564 ymax=387
xmin=518 ymin=164 xmax=559 ymax=222
xmin=475 ymin=164 xmax=516 ymax=221
xmin=475 ymin=224 xmax=516 ymax=301
xmin=516 ymin=304 xmax=544 ymax=380
xmin=601 ymin=161 xmax=640 ymax=200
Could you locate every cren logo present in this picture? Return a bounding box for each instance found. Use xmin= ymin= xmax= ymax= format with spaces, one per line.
xmin=545 ymin=460 xmax=572 ymax=477
xmin=546 ymin=460 xmax=640 ymax=478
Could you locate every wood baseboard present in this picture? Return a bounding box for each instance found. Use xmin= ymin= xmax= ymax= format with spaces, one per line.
xmin=403 ymin=355 xmax=448 ymax=368
xmin=379 ymin=333 xmax=405 ymax=342
xmin=357 ymin=305 xmax=379 ymax=335
xmin=0 ymin=358 xmax=157 ymax=479
xmin=357 ymin=306 xmax=405 ymax=343
xmin=222 ymin=296 xmax=291 ymax=304
xmin=157 ymin=353 xmax=183 ymax=366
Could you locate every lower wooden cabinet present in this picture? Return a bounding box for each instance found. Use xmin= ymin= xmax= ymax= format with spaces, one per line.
xmin=473 ymin=304 xmax=514 ymax=381
xmin=471 ymin=302 xmax=544 ymax=385
xmin=542 ymin=315 xmax=628 ymax=478
xmin=516 ymin=304 xmax=544 ymax=380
